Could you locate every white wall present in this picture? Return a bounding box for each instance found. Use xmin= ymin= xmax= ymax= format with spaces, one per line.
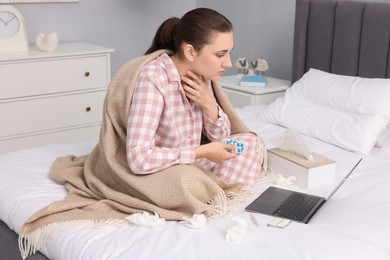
xmin=13 ymin=0 xmax=196 ymax=75
xmin=6 ymin=0 xmax=295 ymax=80
xmin=197 ymin=0 xmax=296 ymax=80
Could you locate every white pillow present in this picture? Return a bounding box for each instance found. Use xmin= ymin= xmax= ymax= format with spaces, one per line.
xmin=258 ymin=69 xmax=390 ymax=154
xmin=292 ymin=68 xmax=390 ymax=121
xmin=258 ymin=98 xmax=387 ymax=154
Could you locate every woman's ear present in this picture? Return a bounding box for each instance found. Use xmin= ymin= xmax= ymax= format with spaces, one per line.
xmin=183 ymin=44 xmax=197 ymax=62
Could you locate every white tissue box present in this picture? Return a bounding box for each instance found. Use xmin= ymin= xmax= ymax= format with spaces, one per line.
xmin=268 ymin=148 xmax=336 ymax=189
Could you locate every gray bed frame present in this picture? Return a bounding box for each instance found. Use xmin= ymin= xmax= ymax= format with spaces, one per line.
xmin=1 ymin=0 xmax=390 ymax=259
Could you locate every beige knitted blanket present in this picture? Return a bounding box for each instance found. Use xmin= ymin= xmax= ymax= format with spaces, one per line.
xmin=18 ymin=50 xmax=261 ymax=259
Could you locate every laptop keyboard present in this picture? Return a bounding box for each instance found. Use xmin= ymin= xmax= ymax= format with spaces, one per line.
xmin=272 ymin=192 xmax=322 ymax=222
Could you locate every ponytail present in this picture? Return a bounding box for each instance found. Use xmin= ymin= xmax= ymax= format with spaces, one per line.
xmin=145 ymin=17 xmax=180 ymax=55
xmin=145 ymin=8 xmax=232 ymax=57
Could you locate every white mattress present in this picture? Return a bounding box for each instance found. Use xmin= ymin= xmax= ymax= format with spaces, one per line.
xmin=1 ymin=105 xmax=390 ymax=260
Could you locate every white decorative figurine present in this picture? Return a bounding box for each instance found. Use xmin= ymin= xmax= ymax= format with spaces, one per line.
xmin=250 ymin=59 xmax=269 ymax=76
xmin=36 ymin=32 xmax=58 ymax=52
xmin=235 ymin=58 xmax=254 ymax=78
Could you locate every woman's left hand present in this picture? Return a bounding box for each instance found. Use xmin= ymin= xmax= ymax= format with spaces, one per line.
xmin=181 ymin=71 xmax=218 ymax=120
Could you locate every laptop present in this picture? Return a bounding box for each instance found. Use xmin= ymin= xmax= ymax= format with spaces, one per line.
xmin=245 ymin=158 xmax=362 ymax=224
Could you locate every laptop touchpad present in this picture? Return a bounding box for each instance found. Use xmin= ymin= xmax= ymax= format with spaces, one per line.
xmin=246 ymin=187 xmax=292 ymax=214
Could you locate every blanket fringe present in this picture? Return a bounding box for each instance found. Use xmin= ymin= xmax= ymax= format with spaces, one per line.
xmin=208 ymin=190 xmax=228 ymax=218
xmin=19 ymin=189 xmax=252 ymax=259
xmin=94 ymin=218 xmax=129 ymax=229
xmin=226 ymin=185 xmax=252 ymax=213
xmin=208 ymin=184 xmax=253 ymax=218
xmin=18 ymin=220 xmax=90 ymax=260
xmin=258 ymin=136 xmax=270 ymax=179
xmin=18 ymin=216 xmax=148 ymax=259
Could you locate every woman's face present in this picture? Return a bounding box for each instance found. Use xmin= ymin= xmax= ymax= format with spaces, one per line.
xmin=191 ymin=31 xmax=234 ymax=81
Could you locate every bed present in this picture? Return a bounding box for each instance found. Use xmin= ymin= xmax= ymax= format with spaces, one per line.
xmin=1 ymin=0 xmax=390 ymax=259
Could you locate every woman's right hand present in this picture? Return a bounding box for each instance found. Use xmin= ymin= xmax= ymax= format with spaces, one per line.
xmin=194 ymin=141 xmax=238 ymax=163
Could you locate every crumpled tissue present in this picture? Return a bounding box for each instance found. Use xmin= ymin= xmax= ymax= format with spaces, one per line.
xmin=275 ymin=174 xmax=297 ymax=186
xmin=225 ymin=215 xmax=247 ymax=242
xmin=126 ymin=212 xmax=165 ymax=228
xmin=271 ymin=129 xmax=314 ymax=160
xmin=182 ymin=214 xmax=207 ymax=229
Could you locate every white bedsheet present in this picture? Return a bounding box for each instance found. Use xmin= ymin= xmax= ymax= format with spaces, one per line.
xmin=1 ymin=105 xmax=390 ymax=260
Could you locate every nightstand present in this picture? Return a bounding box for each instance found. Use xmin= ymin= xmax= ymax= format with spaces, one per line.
xmin=218 ymin=75 xmax=290 ymax=107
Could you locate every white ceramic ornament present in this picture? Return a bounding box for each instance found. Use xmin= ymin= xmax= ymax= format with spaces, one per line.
xmin=36 ymin=32 xmax=58 ymax=52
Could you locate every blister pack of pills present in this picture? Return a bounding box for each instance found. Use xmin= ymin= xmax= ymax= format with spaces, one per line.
xmin=225 ymin=139 xmax=246 ymax=154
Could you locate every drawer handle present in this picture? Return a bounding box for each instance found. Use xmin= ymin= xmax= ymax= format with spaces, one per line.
xmin=85 ymin=106 xmax=91 ymax=112
xmin=84 ymin=71 xmax=90 ymax=77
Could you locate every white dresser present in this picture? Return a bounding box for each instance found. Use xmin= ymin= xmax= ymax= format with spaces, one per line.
xmin=0 ymin=42 xmax=114 ymax=154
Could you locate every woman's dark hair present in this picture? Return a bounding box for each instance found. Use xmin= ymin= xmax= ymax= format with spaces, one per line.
xmin=145 ymin=8 xmax=233 ymax=56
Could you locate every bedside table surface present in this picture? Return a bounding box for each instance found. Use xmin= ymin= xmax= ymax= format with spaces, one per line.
xmin=218 ymin=75 xmax=290 ymax=94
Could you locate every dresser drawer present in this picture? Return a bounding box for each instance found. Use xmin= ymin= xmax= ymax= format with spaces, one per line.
xmin=0 ymin=91 xmax=106 ymax=138
xmin=0 ymin=56 xmax=109 ymax=99
xmin=0 ymin=125 xmax=100 ymax=154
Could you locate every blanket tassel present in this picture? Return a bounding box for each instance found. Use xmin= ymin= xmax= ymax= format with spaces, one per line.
xmin=18 ymin=220 xmax=89 ymax=260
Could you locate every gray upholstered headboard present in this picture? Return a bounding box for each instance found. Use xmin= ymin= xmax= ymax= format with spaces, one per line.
xmin=291 ymin=0 xmax=390 ymax=83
